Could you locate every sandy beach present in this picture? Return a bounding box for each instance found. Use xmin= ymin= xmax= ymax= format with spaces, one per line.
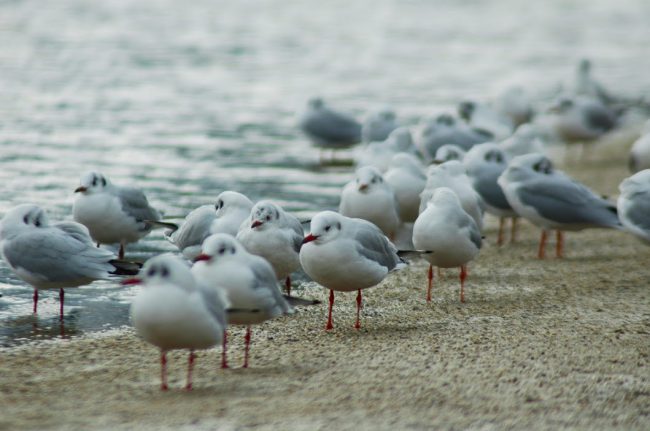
xmin=1 ymin=139 xmax=650 ymax=431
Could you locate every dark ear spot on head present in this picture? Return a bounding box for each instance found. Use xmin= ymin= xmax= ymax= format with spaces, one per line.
xmin=274 ymin=208 xmax=279 ymax=219
xmin=23 ymin=215 xmax=29 ymax=224
xmin=336 ymin=222 xmax=341 ymax=230
xmin=101 ymin=177 xmax=107 ymax=187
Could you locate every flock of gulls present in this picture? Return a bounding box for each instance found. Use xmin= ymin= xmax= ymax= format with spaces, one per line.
xmin=1 ymin=60 xmax=649 ymax=391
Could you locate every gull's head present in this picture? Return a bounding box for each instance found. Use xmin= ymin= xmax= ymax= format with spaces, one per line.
xmin=124 ymin=254 xmax=195 ymax=291
xmin=354 ymin=166 xmax=385 ymax=192
xmin=430 ymin=187 xmax=462 ymax=208
xmin=436 ymin=113 xmax=456 ymax=126
xmin=458 ymin=100 xmax=476 ymax=121
xmin=502 ymin=153 xmax=554 ymax=184
xmin=386 ymin=127 xmax=413 ymax=150
xmin=578 ymin=58 xmax=591 ymax=74
xmin=308 ymin=97 xmax=324 ymax=110
xmin=389 ymin=153 xmax=423 ymax=173
xmin=303 ymin=211 xmax=344 ymax=245
xmin=215 ymin=191 xmax=253 ymax=218
xmin=428 ymin=160 xmax=467 ymax=178
xmin=464 ymin=143 xmax=506 ymax=168
xmin=620 ymin=169 xmax=650 ymax=195
xmin=75 ymin=171 xmax=109 ymax=194
xmin=195 ymin=233 xmax=242 ymax=264
xmin=249 ymin=200 xmax=280 ymax=229
xmin=548 ymin=97 xmax=574 ymax=114
xmin=0 ymin=204 xmax=50 ymax=239
xmin=434 ymin=145 xmax=466 ymax=164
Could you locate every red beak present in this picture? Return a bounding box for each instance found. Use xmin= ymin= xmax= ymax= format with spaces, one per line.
xmin=74 ymin=186 xmax=87 ymax=193
xmin=302 ymin=233 xmax=319 ymax=244
xmin=251 ymin=220 xmax=263 ymax=228
xmin=121 ymin=277 xmax=142 ymax=286
xmin=194 ymin=253 xmax=211 ymax=262
xmin=358 ymin=184 xmax=368 ymax=191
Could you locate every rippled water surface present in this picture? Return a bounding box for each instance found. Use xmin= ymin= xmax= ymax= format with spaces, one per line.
xmin=1 ymin=0 xmax=649 ymax=345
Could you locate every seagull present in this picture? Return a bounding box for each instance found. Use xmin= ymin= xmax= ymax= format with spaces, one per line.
xmin=617 ymin=169 xmax=650 ymax=244
xmin=458 ymin=100 xmax=514 ymax=141
xmin=384 ymin=153 xmax=426 ymax=223
xmin=0 ymin=204 xmax=136 ymax=319
xmin=463 ymin=143 xmax=518 ymax=245
xmin=416 ymin=114 xmax=492 ymax=162
xmin=300 ymin=211 xmax=403 ymax=330
xmin=574 ymin=59 xmax=617 ymax=106
xmin=419 ymin=161 xmax=484 ymax=230
xmin=354 ymin=127 xmax=417 ymax=172
xmin=547 ymin=96 xmax=617 ymax=145
xmin=493 ymin=86 xmax=535 ymax=127
xmin=413 ymin=188 xmax=482 ymax=303
xmin=362 ymin=108 xmax=399 ymax=143
xmin=73 ymin=171 xmax=162 ymax=259
xmin=339 ymin=166 xmax=401 ymax=239
xmin=498 ymin=153 xmax=621 ymax=258
xmin=298 ymin=97 xmax=362 ymax=157
xmin=167 ymin=191 xmax=253 ymax=260
xmin=236 ymin=201 xmax=303 ymax=296
xmin=499 ymin=123 xmax=547 ymax=158
xmin=126 ymin=254 xmax=228 ymax=391
xmin=434 ymin=144 xmax=466 ymax=164
xmin=192 ymin=234 xmax=292 ymax=368
xmin=629 ymin=131 xmax=650 ymax=173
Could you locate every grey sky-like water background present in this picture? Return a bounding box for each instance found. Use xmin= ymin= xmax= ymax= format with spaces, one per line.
xmin=1 ymin=0 xmax=649 ymax=346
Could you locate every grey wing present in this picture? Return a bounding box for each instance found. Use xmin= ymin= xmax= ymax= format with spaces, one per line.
xmin=284 ymin=214 xmax=304 ymax=253
xmin=459 ymin=214 xmax=482 ymax=249
xmin=54 ymin=221 xmax=96 ymax=246
xmin=302 ymin=109 xmax=362 ymax=144
xmin=116 ymin=186 xmax=161 ymax=222
xmin=625 ymin=191 xmax=650 ymax=231
xmin=198 ymin=284 xmax=229 ymax=329
xmin=584 ymin=105 xmax=616 ymax=132
xmin=353 ymin=220 xmax=400 ymax=271
xmin=3 ymin=230 xmax=114 ymax=284
xmin=518 ymin=177 xmax=620 ymax=227
xmin=473 ymin=176 xmax=511 ymax=211
xmin=172 ymin=206 xmax=216 ymax=249
xmin=250 ymin=258 xmax=292 ymax=315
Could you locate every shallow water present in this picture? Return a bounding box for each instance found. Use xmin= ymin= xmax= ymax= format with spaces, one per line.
xmin=1 ymin=0 xmax=649 ymax=346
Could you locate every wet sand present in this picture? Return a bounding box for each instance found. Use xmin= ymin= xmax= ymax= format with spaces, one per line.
xmin=1 ymin=138 xmax=649 ymax=430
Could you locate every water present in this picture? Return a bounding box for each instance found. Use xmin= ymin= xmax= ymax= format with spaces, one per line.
xmin=1 ymin=0 xmax=649 ymax=346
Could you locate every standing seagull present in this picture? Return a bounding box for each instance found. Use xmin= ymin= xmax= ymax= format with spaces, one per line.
xmin=498 ymin=153 xmax=621 ymax=258
xmin=413 ymin=188 xmax=482 ymax=303
xmin=300 ymin=211 xmax=403 ymax=330
xmin=463 ymin=143 xmax=518 ymax=245
xmin=192 ymin=234 xmax=292 ymax=368
xmin=73 ymin=171 xmax=162 ymax=259
xmin=547 ymin=96 xmax=617 ymax=146
xmin=617 ymin=169 xmax=650 ymax=244
xmin=167 ymin=191 xmax=253 ymax=260
xmin=361 ymin=108 xmax=399 ymax=143
xmin=298 ymin=97 xmax=362 ymax=158
xmin=237 ymin=201 xmax=303 ymax=296
xmin=0 ymin=204 xmax=131 ymax=319
xmin=384 ymin=153 xmax=426 ymax=223
xmin=127 ymin=254 xmax=228 ymax=391
xmin=339 ymin=166 xmax=401 ymax=239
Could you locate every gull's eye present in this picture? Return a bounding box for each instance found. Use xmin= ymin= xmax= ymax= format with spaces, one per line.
xmin=324 ymin=225 xmax=331 ymax=232
xmin=92 ymin=177 xmax=97 ymax=186
xmin=266 ymin=215 xmax=271 ymax=221
xmin=23 ymin=215 xmax=29 ymax=224
xmin=147 ymin=268 xmax=156 ymax=277
xmin=218 ymin=247 xmax=226 ymax=255
xmin=34 ymin=218 xmax=41 ymax=227
xmin=101 ymin=177 xmax=107 ymax=187
xmin=160 ymin=267 xmax=169 ymax=277
xmin=371 ymin=178 xmax=377 ymax=184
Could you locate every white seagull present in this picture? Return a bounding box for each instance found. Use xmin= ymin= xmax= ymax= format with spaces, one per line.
xmin=617 ymin=169 xmax=650 ymax=244
xmin=498 ymin=153 xmax=621 ymax=258
xmin=127 ymin=254 xmax=228 ymax=391
xmin=236 ymin=200 xmax=303 ymax=296
xmin=384 ymin=153 xmax=426 ymax=223
xmin=167 ymin=191 xmax=253 ymax=260
xmin=362 ymin=108 xmax=399 ymax=143
xmin=73 ymin=171 xmax=162 ymax=259
xmin=192 ymin=234 xmax=292 ymax=368
xmin=0 ymin=204 xmax=133 ymax=319
xmin=416 ymin=114 xmax=491 ymax=162
xmin=339 ymin=166 xmax=401 ymax=239
xmin=300 ymin=211 xmax=403 ymax=330
xmin=413 ymin=188 xmax=482 ymax=303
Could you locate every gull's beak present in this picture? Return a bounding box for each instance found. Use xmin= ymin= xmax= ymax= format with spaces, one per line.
xmin=358 ymin=184 xmax=369 ymax=192
xmin=302 ymin=234 xmax=319 ymax=244
xmin=251 ymin=220 xmax=263 ymax=229
xmin=194 ymin=254 xmax=211 ymax=262
xmin=121 ymin=277 xmax=142 ymax=286
xmin=74 ymin=186 xmax=87 ymax=193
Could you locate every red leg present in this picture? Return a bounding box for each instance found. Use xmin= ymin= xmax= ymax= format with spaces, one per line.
xmin=326 ymin=290 xmax=334 ymax=331
xmin=243 ymin=325 xmax=252 ymax=368
xmin=160 ymin=351 xmax=169 ymax=391
xmin=285 ymin=276 xmax=291 ymax=297
xmin=510 ymin=217 xmax=518 ymax=244
xmin=537 ymin=230 xmax=547 ymax=259
xmin=59 ymin=288 xmax=64 ymax=321
xmin=497 ymin=217 xmax=505 ymax=246
xmin=427 ymin=264 xmax=433 ymax=303
xmin=33 ymin=289 xmax=38 ymax=314
xmin=221 ymin=330 xmax=229 ymax=369
xmin=459 ymin=265 xmax=467 ymax=303
xmin=185 ymin=349 xmax=195 ymax=391
xmin=556 ymin=230 xmax=564 ymax=258
xmin=354 ymin=289 xmax=362 ymax=329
